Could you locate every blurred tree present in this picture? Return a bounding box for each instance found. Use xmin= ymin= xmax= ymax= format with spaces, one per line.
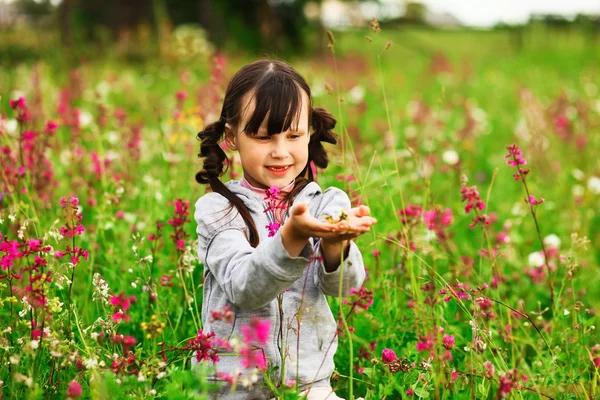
xmin=403 ymin=1 xmax=426 ymax=23
xmin=15 ymin=0 xmax=53 ymax=19
xmin=52 ymin=0 xmax=381 ymax=54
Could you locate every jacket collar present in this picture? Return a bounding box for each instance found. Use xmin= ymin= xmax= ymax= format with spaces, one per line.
xmin=224 ymin=179 xmax=322 ymax=213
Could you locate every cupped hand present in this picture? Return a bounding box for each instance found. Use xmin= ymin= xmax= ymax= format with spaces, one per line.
xmin=322 ymin=205 xmax=377 ymax=243
xmin=286 ymin=203 xmax=377 ymax=242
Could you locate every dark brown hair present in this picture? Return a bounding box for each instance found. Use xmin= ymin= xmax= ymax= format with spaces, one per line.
xmin=195 ymin=59 xmax=337 ymax=247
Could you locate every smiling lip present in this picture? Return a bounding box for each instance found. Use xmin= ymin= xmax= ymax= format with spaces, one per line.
xmin=265 ymin=165 xmax=292 ymax=176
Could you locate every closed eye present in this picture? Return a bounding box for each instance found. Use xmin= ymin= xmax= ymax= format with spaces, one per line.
xmin=255 ymin=136 xmax=271 ymax=141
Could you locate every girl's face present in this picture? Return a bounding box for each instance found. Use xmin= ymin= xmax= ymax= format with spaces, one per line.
xmin=225 ymin=90 xmax=310 ymax=189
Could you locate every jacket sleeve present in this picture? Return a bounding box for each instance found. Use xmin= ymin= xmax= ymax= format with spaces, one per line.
xmin=195 ymin=194 xmax=316 ymax=310
xmin=311 ymin=187 xmax=366 ymax=297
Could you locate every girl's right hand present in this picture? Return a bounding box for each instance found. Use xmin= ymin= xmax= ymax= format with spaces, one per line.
xmin=283 ymin=202 xmax=343 ymax=241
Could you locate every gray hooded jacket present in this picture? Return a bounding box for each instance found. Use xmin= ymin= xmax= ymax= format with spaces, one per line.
xmin=192 ymin=179 xmax=366 ymax=398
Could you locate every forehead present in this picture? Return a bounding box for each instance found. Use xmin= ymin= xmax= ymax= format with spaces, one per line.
xmin=238 ymin=88 xmax=310 ymax=134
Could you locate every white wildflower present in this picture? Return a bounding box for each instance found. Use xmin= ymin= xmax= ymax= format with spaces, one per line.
xmin=571 ymin=169 xmax=585 ymax=181
xmin=543 ymin=234 xmax=561 ymax=249
xmin=347 ymin=85 xmax=365 ymax=104
xmin=587 ymin=176 xmax=600 ymax=194
xmin=5 ymin=119 xmax=18 ymax=135
xmin=528 ymin=252 xmax=545 ymax=267
xmin=442 ymin=150 xmax=459 ymax=165
xmin=84 ymin=357 xmax=99 ymax=369
xmin=79 ymin=110 xmax=93 ymax=127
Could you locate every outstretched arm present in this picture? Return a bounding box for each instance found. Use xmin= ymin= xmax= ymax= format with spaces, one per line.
xmin=312 ymin=188 xmax=376 ymax=297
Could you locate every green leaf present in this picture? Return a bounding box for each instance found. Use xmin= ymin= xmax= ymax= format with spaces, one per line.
xmin=414 ymin=387 xmax=430 ymax=398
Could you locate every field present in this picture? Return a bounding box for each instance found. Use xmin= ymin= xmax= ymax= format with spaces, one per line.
xmin=1 ymin=24 xmax=600 ymax=399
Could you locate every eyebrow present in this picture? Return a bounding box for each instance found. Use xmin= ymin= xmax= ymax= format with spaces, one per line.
xmin=256 ymin=129 xmax=307 ymax=135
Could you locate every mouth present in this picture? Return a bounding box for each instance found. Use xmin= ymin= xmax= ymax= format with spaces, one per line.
xmin=265 ymin=165 xmax=292 ymax=173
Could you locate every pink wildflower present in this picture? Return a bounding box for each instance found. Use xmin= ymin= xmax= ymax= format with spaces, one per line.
xmin=60 ymin=197 xmax=85 ymax=238
xmin=45 ymin=120 xmax=59 ymax=135
xmin=239 ymin=318 xmax=271 ymax=370
xmin=10 ymin=97 xmax=26 ymax=110
xmin=263 ymin=185 xmax=286 ymax=236
xmin=398 ymin=204 xmax=423 ymax=226
xmin=504 ymin=144 xmax=527 ymax=167
xmin=406 ymin=389 xmax=414 ymax=396
xmin=241 ymin=318 xmax=270 ymax=346
xmin=176 ymin=90 xmax=188 ymax=100
xmin=66 ymin=380 xmax=82 ymax=398
xmin=460 ymin=186 xmax=486 ymax=214
xmin=528 ymin=195 xmax=545 ymax=206
xmin=416 ymin=336 xmax=434 ymax=353
xmin=188 ymin=330 xmax=220 ymax=364
xmin=442 ymin=334 xmax=455 ymax=350
xmin=168 ymin=199 xmax=190 ymax=252
xmin=344 ymin=286 xmax=374 ymax=311
xmin=483 ymin=360 xmax=495 ymax=378
xmin=217 ymin=371 xmax=241 ymax=384
xmin=381 ymin=348 xmax=398 ymax=363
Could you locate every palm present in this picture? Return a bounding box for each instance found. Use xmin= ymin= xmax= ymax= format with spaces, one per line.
xmin=287 ymin=203 xmax=376 ymax=241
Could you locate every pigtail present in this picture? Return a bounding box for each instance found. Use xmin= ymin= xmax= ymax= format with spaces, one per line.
xmin=196 ymin=119 xmax=228 ymax=184
xmin=196 ymin=118 xmax=261 ymax=247
xmin=307 ymin=107 xmax=338 ymax=180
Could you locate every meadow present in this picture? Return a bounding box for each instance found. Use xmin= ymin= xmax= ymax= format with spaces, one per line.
xmin=1 ymin=22 xmax=599 ymax=399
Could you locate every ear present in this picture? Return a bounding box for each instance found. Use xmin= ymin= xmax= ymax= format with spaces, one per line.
xmin=224 ymin=123 xmax=237 ymax=151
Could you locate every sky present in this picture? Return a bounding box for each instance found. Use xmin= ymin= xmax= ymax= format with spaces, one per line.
xmin=388 ymin=0 xmax=600 ymax=27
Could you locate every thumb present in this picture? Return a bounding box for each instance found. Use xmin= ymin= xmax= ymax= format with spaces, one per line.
xmin=291 ymin=202 xmax=308 ymax=217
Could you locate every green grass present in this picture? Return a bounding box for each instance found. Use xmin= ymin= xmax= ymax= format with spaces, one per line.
xmin=0 ymin=25 xmax=599 ymax=399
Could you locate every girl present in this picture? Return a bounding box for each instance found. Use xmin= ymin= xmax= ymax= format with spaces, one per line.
xmin=193 ymin=59 xmax=377 ymax=400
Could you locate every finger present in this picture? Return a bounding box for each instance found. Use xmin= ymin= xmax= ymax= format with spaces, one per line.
xmin=291 ymin=202 xmax=308 ymax=217
xmin=357 ymin=205 xmax=371 ymax=217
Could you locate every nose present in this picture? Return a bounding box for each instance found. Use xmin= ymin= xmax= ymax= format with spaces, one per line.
xmin=270 ymin=138 xmax=290 ymax=159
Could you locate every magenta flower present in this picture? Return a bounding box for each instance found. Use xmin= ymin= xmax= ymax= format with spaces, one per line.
xmin=528 ymin=195 xmax=545 ymax=206
xmin=263 ymin=185 xmax=286 ymax=236
xmin=381 ymin=348 xmax=398 ymax=363
xmin=460 ymin=185 xmax=491 ymax=229
xmin=504 ymin=144 xmax=527 ymax=167
xmin=9 ymin=96 xmax=26 ymax=110
xmin=66 ymin=380 xmax=82 ymax=398
xmin=398 ymin=204 xmax=423 ymax=226
xmin=504 ymin=144 xmax=531 ymax=180
xmin=422 ymin=208 xmax=454 ymax=240
xmin=442 ymin=334 xmax=455 ymax=350
xmin=460 ymin=186 xmax=485 ymax=214
xmin=239 ymin=318 xmax=271 ymax=370
xmin=265 ymin=221 xmax=281 ymax=237
xmin=188 ymin=330 xmax=220 ymax=364
xmin=1 ymin=239 xmax=20 ymax=271
xmin=483 ymin=360 xmax=495 ymax=378
xmin=45 ymin=120 xmax=59 ymax=135
xmin=416 ymin=339 xmax=433 ymax=353
xmin=240 ymin=318 xmax=271 ymax=346
xmin=343 ymin=286 xmax=374 ymax=311
xmin=168 ymin=199 xmax=190 ymax=252
xmin=59 ymin=197 xmax=85 ymax=238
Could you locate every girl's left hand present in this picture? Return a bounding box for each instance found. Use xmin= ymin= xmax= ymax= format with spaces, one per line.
xmin=323 ymin=205 xmax=377 ymax=243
